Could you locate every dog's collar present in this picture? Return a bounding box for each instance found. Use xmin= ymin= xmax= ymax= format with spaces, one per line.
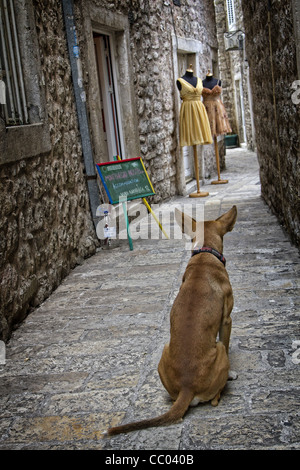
xmin=191 ymin=246 xmax=226 ymax=267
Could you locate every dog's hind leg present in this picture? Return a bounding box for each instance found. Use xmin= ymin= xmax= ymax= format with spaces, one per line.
xmin=208 ymin=342 xmax=229 ymax=406
xmin=219 ymin=315 xmax=232 ymax=354
xmin=158 ymin=344 xmax=179 ymax=400
xmin=219 ymin=292 xmax=233 ymax=354
xmin=219 ymin=297 xmax=238 ymax=380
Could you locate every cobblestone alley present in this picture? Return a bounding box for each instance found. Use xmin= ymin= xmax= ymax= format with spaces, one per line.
xmin=0 ymin=148 xmax=299 ymax=450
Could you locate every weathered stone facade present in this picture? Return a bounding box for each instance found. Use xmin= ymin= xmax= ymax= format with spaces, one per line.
xmin=214 ymin=0 xmax=238 ymax=135
xmin=241 ymin=0 xmax=300 ymax=246
xmin=0 ymin=0 xmax=223 ymax=341
xmin=74 ymin=0 xmax=221 ymax=198
xmin=0 ymin=0 xmax=98 ymax=341
xmin=214 ymin=0 xmax=255 ymax=150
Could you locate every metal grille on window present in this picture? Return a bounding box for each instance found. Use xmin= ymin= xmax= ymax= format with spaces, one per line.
xmin=0 ymin=0 xmax=28 ymax=126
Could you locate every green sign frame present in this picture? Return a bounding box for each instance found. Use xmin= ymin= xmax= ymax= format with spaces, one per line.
xmin=96 ymin=157 xmax=155 ymax=204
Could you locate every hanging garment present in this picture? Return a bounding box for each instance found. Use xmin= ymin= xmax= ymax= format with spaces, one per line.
xmin=178 ymin=77 xmax=213 ymax=147
xmin=202 ymin=85 xmax=232 ymax=137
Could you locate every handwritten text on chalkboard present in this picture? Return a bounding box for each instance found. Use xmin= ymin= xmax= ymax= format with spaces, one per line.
xmin=96 ymin=158 xmax=155 ymax=204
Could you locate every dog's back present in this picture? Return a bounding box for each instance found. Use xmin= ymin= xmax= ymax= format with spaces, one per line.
xmin=106 ymin=206 xmax=237 ymax=436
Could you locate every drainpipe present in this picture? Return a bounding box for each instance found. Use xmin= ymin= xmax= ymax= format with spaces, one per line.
xmin=61 ymin=0 xmax=100 ymax=229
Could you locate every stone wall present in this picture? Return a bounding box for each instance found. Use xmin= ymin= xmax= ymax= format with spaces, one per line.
xmin=0 ymin=0 xmax=223 ymax=341
xmin=214 ymin=0 xmax=255 ymax=150
xmin=0 ymin=0 xmax=98 ymax=341
xmin=229 ymin=0 xmax=254 ymax=148
xmin=129 ymin=0 xmax=179 ymax=199
xmin=75 ymin=0 xmax=220 ymax=200
xmin=214 ymin=0 xmax=238 ymax=135
xmin=241 ymin=0 xmax=300 ymax=246
xmin=136 ymin=0 xmax=221 ymax=184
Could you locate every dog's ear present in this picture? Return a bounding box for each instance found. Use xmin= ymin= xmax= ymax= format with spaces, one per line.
xmin=216 ymin=205 xmax=237 ymax=235
xmin=175 ymin=208 xmax=197 ymax=238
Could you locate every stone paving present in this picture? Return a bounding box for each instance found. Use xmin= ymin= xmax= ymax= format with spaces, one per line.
xmin=0 ymin=148 xmax=299 ymax=450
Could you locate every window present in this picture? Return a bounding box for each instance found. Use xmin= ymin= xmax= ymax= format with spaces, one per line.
xmin=0 ymin=0 xmax=51 ymax=165
xmin=94 ymin=33 xmax=124 ymax=160
xmin=0 ymin=0 xmax=28 ymax=126
xmin=226 ymin=0 xmax=236 ymax=30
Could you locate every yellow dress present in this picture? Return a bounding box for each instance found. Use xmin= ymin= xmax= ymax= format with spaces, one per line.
xmin=178 ymin=77 xmax=213 ymax=147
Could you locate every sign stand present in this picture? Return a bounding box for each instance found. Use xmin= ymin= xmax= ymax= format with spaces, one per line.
xmin=141 ymin=197 xmax=169 ymax=240
xmin=114 ymin=156 xmax=169 ymax=241
xmin=119 ymin=196 xmax=133 ymax=251
xmin=96 ymin=156 xmax=169 ymax=250
xmin=114 ymin=156 xmax=169 ymax=242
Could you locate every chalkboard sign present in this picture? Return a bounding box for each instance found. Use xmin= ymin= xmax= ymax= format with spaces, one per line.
xmin=96 ymin=157 xmax=155 ymax=204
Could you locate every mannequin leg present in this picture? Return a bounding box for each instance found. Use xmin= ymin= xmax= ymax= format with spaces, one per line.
xmin=189 ymin=145 xmax=209 ymax=198
xmin=211 ymin=136 xmax=228 ymax=185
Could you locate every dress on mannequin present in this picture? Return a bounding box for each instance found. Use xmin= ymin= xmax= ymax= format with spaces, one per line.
xmin=177 ymin=76 xmax=212 ymax=147
xmin=202 ymin=72 xmax=231 ymax=185
xmin=176 ymin=67 xmax=211 ymax=197
xmin=202 ymin=74 xmax=232 ymax=137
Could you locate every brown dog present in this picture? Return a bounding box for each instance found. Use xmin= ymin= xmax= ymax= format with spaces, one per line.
xmin=106 ymin=205 xmax=237 ymax=436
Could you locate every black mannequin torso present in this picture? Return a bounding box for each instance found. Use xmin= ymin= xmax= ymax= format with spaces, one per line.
xmin=202 ymin=75 xmax=221 ymax=90
xmin=177 ymin=70 xmax=198 ymax=90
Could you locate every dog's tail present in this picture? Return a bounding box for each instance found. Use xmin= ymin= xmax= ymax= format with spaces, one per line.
xmin=106 ymin=388 xmax=194 ymax=436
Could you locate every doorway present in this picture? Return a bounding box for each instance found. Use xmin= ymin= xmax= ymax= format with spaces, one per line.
xmin=93 ymin=33 xmax=124 ymax=160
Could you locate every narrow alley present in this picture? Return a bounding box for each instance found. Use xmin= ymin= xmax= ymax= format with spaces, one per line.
xmin=0 ymin=148 xmax=299 ymax=450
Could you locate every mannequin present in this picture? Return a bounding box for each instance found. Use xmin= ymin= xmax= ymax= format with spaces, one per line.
xmin=202 ymin=70 xmax=221 ymax=90
xmin=176 ymin=68 xmax=197 ymax=90
xmin=177 ymin=65 xmax=212 ymax=198
xmin=202 ymin=70 xmax=231 ymax=185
